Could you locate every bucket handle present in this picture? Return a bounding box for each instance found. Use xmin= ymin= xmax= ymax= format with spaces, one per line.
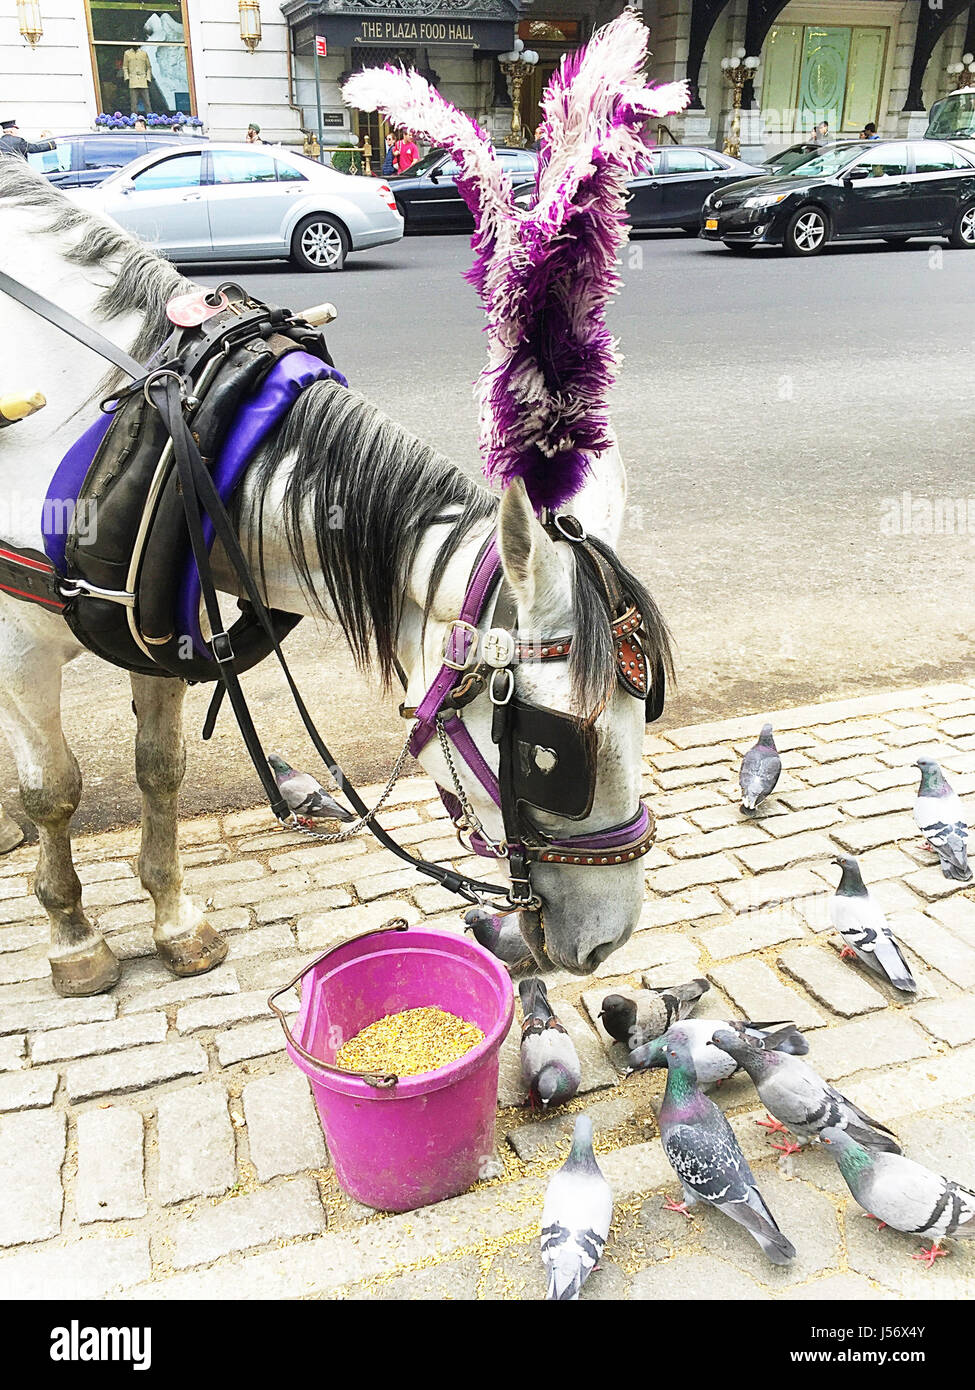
xmin=267 ymin=917 xmax=412 ymax=1089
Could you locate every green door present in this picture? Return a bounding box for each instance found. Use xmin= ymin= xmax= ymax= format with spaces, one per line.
xmin=799 ymin=26 xmax=851 ymax=135
xmin=761 ymin=25 xmax=803 ymax=138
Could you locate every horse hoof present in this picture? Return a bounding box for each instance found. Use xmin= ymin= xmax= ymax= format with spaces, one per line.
xmin=156 ymin=921 xmax=228 ymax=977
xmin=50 ymin=939 xmax=121 ymax=997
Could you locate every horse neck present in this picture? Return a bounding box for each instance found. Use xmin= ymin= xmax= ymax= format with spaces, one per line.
xmin=0 ymin=198 xmax=154 ymax=546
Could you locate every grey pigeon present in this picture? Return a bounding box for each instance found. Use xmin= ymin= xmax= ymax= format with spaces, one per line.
xmin=739 ymin=723 xmax=782 ymax=814
xmin=822 ymin=1124 xmax=975 ymax=1266
xmin=913 ymin=757 xmax=972 ymax=882
xmin=540 ymin=1114 xmax=614 ymax=1299
xmin=710 ymin=1028 xmax=901 ymax=1154
xmin=627 ymin=1018 xmax=808 ymax=1088
xmin=519 ymin=978 xmax=581 ymax=1109
xmin=598 ymin=978 xmax=710 ymax=1050
xmin=829 ymin=856 xmax=916 ymax=993
xmin=267 ymin=752 xmax=354 ymax=821
xmin=464 ymin=907 xmax=534 ymax=971
xmin=656 ymin=1028 xmax=796 ymax=1264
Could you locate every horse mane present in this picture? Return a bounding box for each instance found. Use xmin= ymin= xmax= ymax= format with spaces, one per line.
xmin=0 ymin=154 xmax=190 ymax=372
xmin=243 ymin=378 xmax=672 ymax=713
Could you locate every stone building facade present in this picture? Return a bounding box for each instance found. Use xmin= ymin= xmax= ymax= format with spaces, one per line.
xmin=2 ymin=0 xmax=974 ymax=156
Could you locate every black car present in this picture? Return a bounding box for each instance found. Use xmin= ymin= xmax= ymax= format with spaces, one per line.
xmin=701 ymin=139 xmax=975 ymax=255
xmin=390 ymin=146 xmax=539 ymax=232
xmin=624 ymin=146 xmax=766 ymax=231
xmin=27 ymin=132 xmax=208 ymax=189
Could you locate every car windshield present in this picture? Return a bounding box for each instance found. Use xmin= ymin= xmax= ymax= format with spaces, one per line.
xmin=780 ymin=145 xmax=860 ymax=177
xmin=400 ymin=148 xmax=446 ymax=176
xmin=926 ymin=92 xmax=975 ymax=137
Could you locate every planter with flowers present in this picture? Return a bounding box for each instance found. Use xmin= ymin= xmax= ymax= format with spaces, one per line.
xmin=94 ymin=112 xmax=204 ymax=131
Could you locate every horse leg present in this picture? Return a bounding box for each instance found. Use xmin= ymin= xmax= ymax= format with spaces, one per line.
xmin=0 ymin=641 xmax=119 ymax=995
xmin=130 ymin=672 xmax=227 ymax=977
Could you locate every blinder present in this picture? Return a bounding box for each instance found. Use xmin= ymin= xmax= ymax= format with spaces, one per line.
xmin=499 ymin=697 xmax=596 ymax=821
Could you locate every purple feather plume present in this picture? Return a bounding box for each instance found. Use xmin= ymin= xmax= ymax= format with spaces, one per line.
xmin=344 ymin=12 xmax=688 ymax=511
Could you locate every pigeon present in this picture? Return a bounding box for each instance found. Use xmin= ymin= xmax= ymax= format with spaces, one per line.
xmin=913 ymin=757 xmax=972 ymax=882
xmin=464 ymin=907 xmax=534 ymax=972
xmin=821 ymin=1124 xmax=975 ymax=1266
xmin=627 ymin=1018 xmax=808 ymax=1088
xmin=540 ymin=1114 xmax=614 ymax=1299
xmin=828 ymin=855 xmax=916 ymax=993
xmin=267 ymin=753 xmax=354 ymax=822
xmin=656 ymin=1027 xmax=796 ymax=1264
xmin=710 ymin=1028 xmax=901 ymax=1155
xmin=598 ymin=978 xmax=710 ymax=1050
xmin=519 ymin=978 xmax=581 ymax=1109
xmin=739 ymin=723 xmax=782 ymax=814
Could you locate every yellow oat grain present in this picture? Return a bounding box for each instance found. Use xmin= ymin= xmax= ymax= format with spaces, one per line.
xmin=335 ymin=1006 xmax=484 ymax=1076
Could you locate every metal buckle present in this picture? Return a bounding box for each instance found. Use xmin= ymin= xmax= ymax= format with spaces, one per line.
xmin=551 ymin=514 xmax=587 ymax=542
xmin=58 ymin=578 xmax=136 ymax=609
xmin=210 ymin=630 xmax=235 ymax=663
xmin=142 ymin=368 xmax=188 ymax=408
xmin=489 ymin=668 xmax=514 ymax=706
xmin=442 ymin=619 xmax=479 ymax=672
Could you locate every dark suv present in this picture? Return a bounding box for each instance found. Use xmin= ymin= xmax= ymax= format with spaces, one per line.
xmin=27 ymin=132 xmax=208 ymax=189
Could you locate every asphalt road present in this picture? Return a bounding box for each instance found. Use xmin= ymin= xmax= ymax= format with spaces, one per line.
xmin=6 ymin=229 xmax=975 ymax=832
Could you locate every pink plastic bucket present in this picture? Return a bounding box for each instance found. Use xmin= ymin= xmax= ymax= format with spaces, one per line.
xmin=270 ymin=921 xmax=515 ymax=1212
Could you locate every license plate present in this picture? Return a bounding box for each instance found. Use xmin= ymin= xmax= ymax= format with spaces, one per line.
xmin=705 ymin=218 xmax=719 ymax=231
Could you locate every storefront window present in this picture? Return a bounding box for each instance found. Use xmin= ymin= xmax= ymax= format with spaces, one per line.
xmin=86 ymin=1 xmax=195 ymax=119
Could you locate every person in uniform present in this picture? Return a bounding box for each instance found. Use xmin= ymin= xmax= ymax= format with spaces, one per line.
xmin=0 ymin=118 xmax=56 ymax=159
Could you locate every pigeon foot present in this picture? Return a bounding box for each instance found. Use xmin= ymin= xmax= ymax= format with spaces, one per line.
xmin=911 ymin=1243 xmax=948 ymax=1268
xmin=839 ymin=946 xmax=858 ymax=960
xmin=864 ymin=1213 xmax=888 ymax=1231
xmin=772 ymin=1138 xmax=802 ymax=1156
xmin=756 ymin=1114 xmax=790 ymax=1134
xmin=663 ymin=1197 xmax=693 ymax=1219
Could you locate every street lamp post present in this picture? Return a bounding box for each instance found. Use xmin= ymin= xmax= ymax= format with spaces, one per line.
xmin=498 ymin=40 xmax=539 ymax=148
xmin=947 ymin=53 xmax=975 ymax=90
xmin=720 ymin=50 xmax=759 ymax=158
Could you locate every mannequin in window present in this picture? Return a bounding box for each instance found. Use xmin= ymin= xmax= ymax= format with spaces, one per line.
xmin=123 ymin=43 xmax=154 ymax=115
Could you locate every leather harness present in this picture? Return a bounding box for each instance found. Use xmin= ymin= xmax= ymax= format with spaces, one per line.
xmin=0 ymin=270 xmax=665 ymax=919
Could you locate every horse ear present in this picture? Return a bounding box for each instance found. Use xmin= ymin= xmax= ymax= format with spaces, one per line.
xmin=497 ymin=478 xmax=570 ymax=623
xmin=565 ymin=438 xmax=627 ymax=546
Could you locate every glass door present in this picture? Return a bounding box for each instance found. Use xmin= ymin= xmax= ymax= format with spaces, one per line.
xmin=799 ymin=26 xmax=851 ymax=136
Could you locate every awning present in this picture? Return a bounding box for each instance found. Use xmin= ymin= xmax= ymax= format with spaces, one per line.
xmin=283 ymin=0 xmax=520 ymax=52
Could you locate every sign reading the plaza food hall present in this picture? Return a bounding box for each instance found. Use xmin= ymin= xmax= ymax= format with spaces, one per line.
xmin=310 ymin=6 xmax=515 ymax=49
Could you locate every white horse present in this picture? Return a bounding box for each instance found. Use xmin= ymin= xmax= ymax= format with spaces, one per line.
xmin=0 ymin=157 xmax=670 ymax=996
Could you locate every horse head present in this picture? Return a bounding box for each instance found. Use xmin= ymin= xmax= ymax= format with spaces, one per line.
xmin=408 ymin=441 xmax=669 ymax=977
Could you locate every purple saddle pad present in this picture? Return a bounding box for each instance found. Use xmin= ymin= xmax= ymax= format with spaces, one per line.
xmin=176 ymin=351 xmax=346 ymax=661
xmin=43 ymin=412 xmax=113 ymax=572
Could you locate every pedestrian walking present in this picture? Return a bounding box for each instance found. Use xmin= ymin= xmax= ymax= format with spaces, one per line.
xmin=859 ymin=122 xmax=879 ymax=140
xmin=0 ymin=118 xmax=56 ymax=159
xmin=382 ymin=132 xmax=395 ymax=176
xmin=394 ymin=131 xmax=420 ymax=172
xmin=245 ymin=122 xmax=264 ymax=144
xmin=133 ymin=116 xmax=147 ymax=132
xmin=811 ymin=120 xmax=830 ymax=145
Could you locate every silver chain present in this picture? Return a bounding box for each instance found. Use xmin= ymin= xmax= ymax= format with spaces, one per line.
xmin=435 ymin=715 xmax=508 ymax=858
xmin=280 ymin=728 xmax=416 ymax=843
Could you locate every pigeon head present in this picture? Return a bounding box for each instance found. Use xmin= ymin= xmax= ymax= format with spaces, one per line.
xmin=626 ymin=1037 xmax=667 ymax=1073
xmin=464 ymin=907 xmax=499 ymax=945
xmin=661 ymin=1026 xmax=696 ymax=1069
xmin=757 ymin=722 xmax=777 ymax=749
xmin=267 ymin=752 xmax=291 ymax=777
xmin=598 ymin=994 xmax=637 ymax=1046
xmin=536 ymin=1063 xmax=573 ymax=1107
xmin=915 ymin=757 xmax=950 ymax=796
xmin=566 ymin=1113 xmax=600 ymax=1170
xmin=710 ymin=1026 xmax=771 ymax=1077
xmin=831 ymin=854 xmax=867 ymax=896
xmin=820 ymin=1125 xmax=873 ymax=1175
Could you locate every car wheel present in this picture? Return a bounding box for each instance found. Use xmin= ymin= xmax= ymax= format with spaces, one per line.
xmin=291 ymin=214 xmax=348 ymax=271
xmin=784 ymin=205 xmax=829 ymax=257
xmin=723 ymin=241 xmax=756 ymax=254
xmin=949 ymin=203 xmax=975 ymax=249
xmin=883 ymin=236 xmax=910 ymax=248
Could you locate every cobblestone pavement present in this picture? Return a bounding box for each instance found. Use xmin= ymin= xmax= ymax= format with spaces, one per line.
xmin=4 ymin=681 xmax=975 ymax=1300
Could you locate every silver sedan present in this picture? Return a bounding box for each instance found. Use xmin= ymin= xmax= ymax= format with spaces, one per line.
xmin=73 ymin=142 xmax=403 ymax=271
